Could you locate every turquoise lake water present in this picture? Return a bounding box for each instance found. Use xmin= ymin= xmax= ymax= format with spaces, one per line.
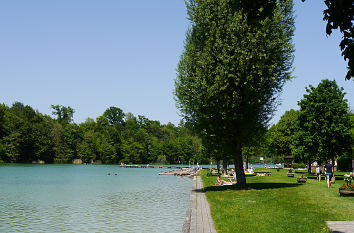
xmin=0 ymin=164 xmax=193 ymax=232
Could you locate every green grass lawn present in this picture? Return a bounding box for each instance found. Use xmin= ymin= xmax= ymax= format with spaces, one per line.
xmin=201 ymin=168 xmax=354 ymax=233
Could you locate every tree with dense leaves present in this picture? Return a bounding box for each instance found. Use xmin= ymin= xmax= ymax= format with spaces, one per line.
xmin=336 ymin=113 xmax=353 ymax=171
xmin=0 ymin=104 xmax=6 ymax=139
xmin=267 ymin=109 xmax=300 ymax=160
xmin=294 ymin=79 xmax=352 ymax=172
xmin=175 ymin=0 xmax=295 ymax=188
xmin=103 ymin=106 xmax=125 ymax=126
xmin=0 ymin=101 xmax=203 ymax=165
xmin=51 ymin=105 xmax=75 ymax=125
xmin=243 ymin=128 xmax=268 ymax=168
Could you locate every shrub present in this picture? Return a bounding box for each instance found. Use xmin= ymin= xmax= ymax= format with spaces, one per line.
xmin=337 ymin=155 xmax=353 ymax=171
xmin=292 ymin=162 xmax=305 ymax=169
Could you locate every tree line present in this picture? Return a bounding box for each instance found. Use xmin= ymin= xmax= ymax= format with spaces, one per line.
xmin=0 ymin=103 xmax=205 ymax=165
xmin=0 ymin=79 xmax=351 ymax=169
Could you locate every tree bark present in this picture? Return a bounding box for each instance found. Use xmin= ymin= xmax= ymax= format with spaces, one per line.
xmin=246 ymin=154 xmax=249 ymax=169
xmin=234 ymin=141 xmax=246 ymax=189
xmin=308 ymin=160 xmax=312 ymax=174
xmin=217 ymin=160 xmax=220 ymax=174
xmin=223 ymin=158 xmax=228 ymax=174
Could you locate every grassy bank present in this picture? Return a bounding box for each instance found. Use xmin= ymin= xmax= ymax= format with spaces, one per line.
xmin=201 ymin=168 xmax=354 ymax=233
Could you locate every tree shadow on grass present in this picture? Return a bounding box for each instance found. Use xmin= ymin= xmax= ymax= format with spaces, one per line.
xmin=247 ymin=182 xmax=302 ymax=190
xmin=202 ymin=182 xmax=302 ymax=192
xmin=303 ymin=174 xmax=345 ymax=181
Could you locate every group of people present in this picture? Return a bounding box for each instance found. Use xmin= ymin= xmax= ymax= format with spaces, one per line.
xmin=216 ymin=169 xmax=237 ymax=186
xmin=315 ymin=161 xmax=335 ymax=188
xmin=215 ymin=161 xmax=337 ymax=188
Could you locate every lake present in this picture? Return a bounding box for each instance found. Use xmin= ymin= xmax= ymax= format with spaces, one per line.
xmin=0 ymin=164 xmax=193 ymax=232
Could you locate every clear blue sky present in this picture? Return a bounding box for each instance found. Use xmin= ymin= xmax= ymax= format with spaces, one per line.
xmin=0 ymin=0 xmax=353 ymax=126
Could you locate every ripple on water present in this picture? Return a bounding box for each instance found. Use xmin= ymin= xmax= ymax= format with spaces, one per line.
xmin=0 ymin=165 xmax=193 ymax=233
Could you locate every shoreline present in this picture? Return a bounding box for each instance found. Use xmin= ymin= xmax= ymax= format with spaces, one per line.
xmin=182 ymin=175 xmax=216 ymax=233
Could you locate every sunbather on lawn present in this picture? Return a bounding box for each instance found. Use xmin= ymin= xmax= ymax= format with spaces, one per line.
xmin=216 ymin=174 xmax=237 ymax=186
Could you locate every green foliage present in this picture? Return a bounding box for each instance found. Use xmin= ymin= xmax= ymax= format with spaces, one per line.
xmin=267 ymin=109 xmax=299 ymax=160
xmin=350 ymin=113 xmax=354 ymax=156
xmin=0 ymin=103 xmax=201 ymax=164
xmin=175 ymin=0 xmax=295 ymax=187
xmin=0 ymin=104 xmax=5 ymax=138
xmin=243 ymin=136 xmax=269 ymax=164
xmin=103 ymin=106 xmax=125 ymax=126
xmin=292 ymin=162 xmax=305 ymax=169
xmin=342 ymin=175 xmax=353 ymax=190
xmin=51 ymin=105 xmax=74 ymax=125
xmin=337 ymin=155 xmax=353 ymax=171
xmin=294 ymin=79 xmax=352 ymax=165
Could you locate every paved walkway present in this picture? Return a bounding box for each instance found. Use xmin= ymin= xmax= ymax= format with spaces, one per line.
xmin=326 ymin=221 xmax=354 ymax=233
xmin=183 ymin=176 xmax=217 ymax=233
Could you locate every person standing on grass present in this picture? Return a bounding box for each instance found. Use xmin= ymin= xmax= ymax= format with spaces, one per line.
xmin=325 ymin=160 xmax=334 ymax=188
xmin=316 ymin=165 xmax=321 ymax=181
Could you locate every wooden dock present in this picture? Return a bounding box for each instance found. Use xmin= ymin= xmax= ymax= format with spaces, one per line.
xmin=119 ymin=164 xmax=163 ymax=168
xmin=158 ymin=168 xmax=197 ymax=177
xmin=119 ymin=164 xmax=195 ymax=170
xmin=183 ymin=176 xmax=217 ymax=233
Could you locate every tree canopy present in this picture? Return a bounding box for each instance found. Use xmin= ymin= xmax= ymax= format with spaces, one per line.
xmin=294 ymin=79 xmax=352 ymax=168
xmin=51 ymin=105 xmax=74 ymax=125
xmin=267 ymin=109 xmax=299 ymax=160
xmin=175 ymin=0 xmax=295 ymax=188
xmin=0 ymin=103 xmax=204 ymax=165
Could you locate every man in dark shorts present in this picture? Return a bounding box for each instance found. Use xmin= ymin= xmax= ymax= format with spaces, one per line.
xmin=325 ymin=161 xmax=334 ymax=188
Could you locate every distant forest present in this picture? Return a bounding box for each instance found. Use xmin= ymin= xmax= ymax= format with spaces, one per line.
xmin=0 ymin=102 xmax=205 ymax=164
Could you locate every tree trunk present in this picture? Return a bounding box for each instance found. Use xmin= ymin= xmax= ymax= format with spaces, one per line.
xmin=308 ymin=160 xmax=312 ymax=174
xmin=234 ymin=142 xmax=246 ymax=189
xmin=217 ymin=160 xmax=220 ymax=174
xmin=246 ymin=153 xmax=249 ymax=169
xmin=223 ymin=158 xmax=228 ymax=174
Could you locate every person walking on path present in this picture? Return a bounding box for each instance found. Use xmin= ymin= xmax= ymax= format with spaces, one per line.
xmin=325 ymin=161 xmax=334 ymax=188
xmin=316 ymin=165 xmax=322 ymax=181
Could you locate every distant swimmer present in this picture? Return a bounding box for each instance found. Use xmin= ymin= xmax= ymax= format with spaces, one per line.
xmin=108 ymin=173 xmax=111 ymax=176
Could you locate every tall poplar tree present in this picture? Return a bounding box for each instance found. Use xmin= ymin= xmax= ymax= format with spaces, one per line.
xmin=175 ymin=0 xmax=295 ymax=188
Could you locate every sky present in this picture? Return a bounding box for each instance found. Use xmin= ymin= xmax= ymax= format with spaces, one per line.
xmin=0 ymin=0 xmax=353 ymax=126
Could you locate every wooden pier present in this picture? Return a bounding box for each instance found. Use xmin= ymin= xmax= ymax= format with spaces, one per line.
xmin=119 ymin=164 xmax=161 ymax=168
xmin=119 ymin=164 xmax=192 ymax=170
xmin=158 ymin=168 xmax=198 ymax=177
xmin=119 ymin=164 xmax=199 ymax=177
